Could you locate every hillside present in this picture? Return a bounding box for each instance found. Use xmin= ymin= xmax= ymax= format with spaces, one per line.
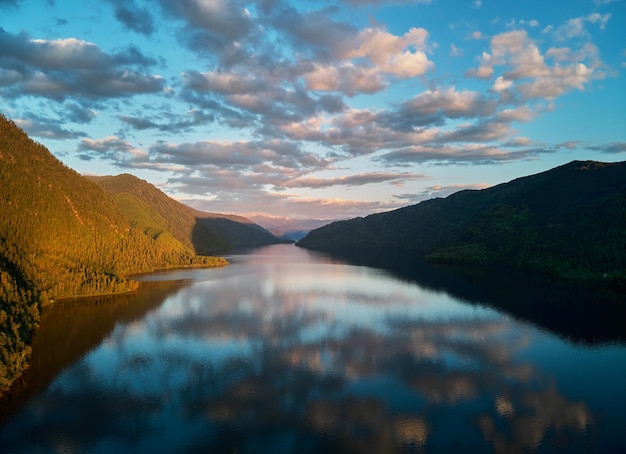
xmin=89 ymin=174 xmax=284 ymax=252
xmin=297 ymin=161 xmax=626 ymax=288
xmin=0 ymin=115 xmax=226 ymax=394
xmin=196 ymin=213 xmax=289 ymax=249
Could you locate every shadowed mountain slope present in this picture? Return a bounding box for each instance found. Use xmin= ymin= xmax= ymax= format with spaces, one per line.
xmin=89 ymin=174 xmax=284 ymax=252
xmin=298 ymin=160 xmax=626 ymax=289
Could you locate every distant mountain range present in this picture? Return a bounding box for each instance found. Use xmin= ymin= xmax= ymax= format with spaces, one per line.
xmin=246 ymin=214 xmax=333 ymax=241
xmin=298 ymin=160 xmax=626 ymax=289
xmin=0 ymin=114 xmax=283 ymax=394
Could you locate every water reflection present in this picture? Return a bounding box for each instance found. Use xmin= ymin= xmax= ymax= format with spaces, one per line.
xmin=0 ymin=245 xmax=624 ymax=453
xmin=314 ymin=247 xmax=626 ymax=343
xmin=0 ymin=279 xmax=187 ymax=425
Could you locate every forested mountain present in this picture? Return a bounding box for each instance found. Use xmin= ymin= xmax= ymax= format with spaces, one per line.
xmin=0 ymin=115 xmax=226 ymax=394
xmin=298 ymin=160 xmax=626 ymax=289
xmin=89 ymin=174 xmax=285 ymax=253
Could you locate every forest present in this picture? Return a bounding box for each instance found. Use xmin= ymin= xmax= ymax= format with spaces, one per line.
xmin=298 ymin=160 xmax=626 ymax=291
xmin=0 ymin=114 xmax=231 ymax=395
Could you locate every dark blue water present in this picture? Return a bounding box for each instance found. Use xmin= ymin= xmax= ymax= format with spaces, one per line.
xmin=1 ymin=244 xmax=625 ymax=453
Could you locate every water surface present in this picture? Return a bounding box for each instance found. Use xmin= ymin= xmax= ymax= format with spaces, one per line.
xmin=1 ymin=244 xmax=625 ymax=453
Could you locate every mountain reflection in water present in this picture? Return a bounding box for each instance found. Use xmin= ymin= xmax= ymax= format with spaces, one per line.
xmin=0 ymin=244 xmax=624 ymax=453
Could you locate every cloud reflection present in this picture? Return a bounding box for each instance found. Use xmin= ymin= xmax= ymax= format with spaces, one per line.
xmin=0 ymin=245 xmax=615 ymax=452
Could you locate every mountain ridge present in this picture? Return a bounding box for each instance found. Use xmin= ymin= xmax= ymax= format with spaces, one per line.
xmin=297 ymin=160 xmax=626 ymax=289
xmin=88 ymin=174 xmax=285 ymax=252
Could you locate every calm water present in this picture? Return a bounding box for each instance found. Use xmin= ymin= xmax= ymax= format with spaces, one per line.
xmin=1 ymin=244 xmax=625 ymax=453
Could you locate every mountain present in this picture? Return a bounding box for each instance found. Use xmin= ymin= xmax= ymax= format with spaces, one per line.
xmin=246 ymin=214 xmax=333 ymax=241
xmin=298 ymin=161 xmax=626 ymax=289
xmin=89 ymin=174 xmax=284 ymax=252
xmin=0 ymin=115 xmax=226 ymax=394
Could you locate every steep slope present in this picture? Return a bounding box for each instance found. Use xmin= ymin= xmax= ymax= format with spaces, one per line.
xmin=298 ymin=161 xmax=626 ymax=287
xmin=195 ymin=213 xmax=289 ymax=248
xmin=0 ymin=115 xmax=226 ymax=394
xmin=89 ymin=174 xmax=284 ymax=251
xmin=88 ymin=174 xmax=230 ymax=253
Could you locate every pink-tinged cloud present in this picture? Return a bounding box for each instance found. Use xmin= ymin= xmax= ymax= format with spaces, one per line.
xmin=346 ymin=27 xmax=434 ymax=77
xmin=466 ymin=28 xmax=604 ymax=101
xmin=302 ymin=26 xmax=434 ymax=95
xmin=285 ymin=172 xmax=427 ymax=189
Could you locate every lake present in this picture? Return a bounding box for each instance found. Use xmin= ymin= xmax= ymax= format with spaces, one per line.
xmin=1 ymin=244 xmax=625 ymax=453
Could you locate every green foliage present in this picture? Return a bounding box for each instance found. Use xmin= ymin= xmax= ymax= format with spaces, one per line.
xmin=299 ymin=160 xmax=626 ymax=289
xmin=0 ymin=239 xmax=40 ymax=393
xmin=89 ymin=173 xmax=284 ymax=251
xmin=0 ymin=114 xmax=229 ymax=394
xmin=89 ymin=174 xmax=231 ymax=253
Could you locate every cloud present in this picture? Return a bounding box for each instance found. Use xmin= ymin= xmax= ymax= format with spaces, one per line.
xmin=495 ymin=106 xmax=537 ymax=123
xmin=555 ymin=141 xmax=581 ymax=150
xmin=277 ymin=82 xmax=537 ymax=163
xmin=105 ymin=0 xmax=156 ymax=36
xmin=297 ymin=25 xmax=434 ymax=94
xmin=553 ymin=13 xmax=611 ymax=41
xmin=464 ymin=52 xmax=494 ymax=79
xmin=158 ymin=0 xmax=252 ymax=39
xmin=78 ymin=136 xmax=331 ymax=189
xmin=78 ymin=135 xmax=148 ymax=162
xmin=184 ymin=192 xmax=403 ymax=220
xmin=303 ymin=63 xmax=387 ymax=95
xmin=147 ymin=139 xmax=322 ymax=171
xmin=157 ymin=0 xmax=254 ymax=65
xmin=449 ymin=44 xmax=463 ymax=57
xmin=395 ymin=182 xmax=491 ymax=203
xmin=117 ymin=109 xmax=216 ymax=132
xmin=118 ymin=115 xmax=159 ymax=130
xmin=397 ymin=87 xmax=497 ymax=122
xmin=466 ymin=28 xmax=604 ymax=100
xmin=0 ymin=28 xmax=164 ymax=101
xmin=181 ymin=67 xmax=347 ymax=129
xmin=285 ymin=171 xmax=427 ymax=189
xmin=344 ymin=27 xmax=434 ymax=78
xmin=588 ymin=142 xmax=626 ymax=154
xmin=266 ymin=4 xmax=358 ymax=62
xmin=15 ymin=115 xmax=87 ymax=140
xmin=492 ymin=76 xmax=513 ymax=91
xmin=379 ymin=143 xmax=553 ymax=165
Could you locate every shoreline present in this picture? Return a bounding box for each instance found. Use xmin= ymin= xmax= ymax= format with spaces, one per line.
xmin=1 ymin=257 xmax=229 ymax=399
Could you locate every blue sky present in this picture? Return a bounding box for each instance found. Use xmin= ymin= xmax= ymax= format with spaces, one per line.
xmin=1 ymin=0 xmax=625 ymax=219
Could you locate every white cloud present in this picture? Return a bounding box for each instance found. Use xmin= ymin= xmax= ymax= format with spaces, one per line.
xmin=345 ymin=27 xmax=434 ymax=78
xmin=466 ymin=28 xmax=603 ymax=101
xmin=492 ymin=76 xmax=513 ymax=91
xmin=303 ymin=63 xmax=386 ymax=94
xmin=300 ymin=26 xmax=434 ymax=95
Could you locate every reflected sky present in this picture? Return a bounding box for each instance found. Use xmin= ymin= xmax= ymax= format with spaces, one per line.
xmin=1 ymin=245 xmax=625 ymax=453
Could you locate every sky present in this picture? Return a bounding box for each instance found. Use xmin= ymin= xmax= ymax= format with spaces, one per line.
xmin=1 ymin=0 xmax=625 ymax=220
